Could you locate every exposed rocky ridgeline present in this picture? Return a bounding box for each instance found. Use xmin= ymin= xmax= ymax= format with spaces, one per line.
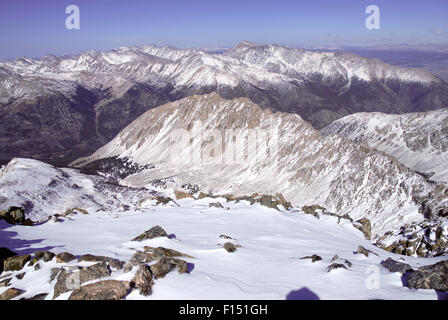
xmin=2 ymin=42 xmax=448 ymax=163
xmin=76 ymin=93 xmax=446 ymax=238
xmin=376 ymin=217 xmax=448 ymax=257
xmin=321 ymin=108 xmax=448 ymax=182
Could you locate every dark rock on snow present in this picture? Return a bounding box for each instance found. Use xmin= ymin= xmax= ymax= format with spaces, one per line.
xmin=132 ymin=225 xmax=168 ymax=241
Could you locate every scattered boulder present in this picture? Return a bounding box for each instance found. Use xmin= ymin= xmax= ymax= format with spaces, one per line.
xmin=355 ymin=245 xmax=377 ymax=257
xmin=0 ymin=206 xmax=33 ymax=225
xmin=3 ymin=254 xmax=31 ymax=271
xmin=78 ymin=254 xmax=124 ymax=270
xmin=223 ymin=242 xmax=237 ymax=253
xmin=353 ymin=218 xmax=372 ymax=240
xmin=174 ymin=190 xmax=194 ymax=200
xmin=49 ymin=268 xmax=62 ymax=282
xmin=132 ymin=225 xmax=168 ymax=241
xmin=331 ymin=255 xmax=339 ymax=261
xmin=79 ymin=262 xmax=111 ymax=283
xmin=56 ymin=252 xmax=76 ymax=263
xmin=123 ymin=251 xmax=154 ymax=273
xmin=53 ymin=262 xmax=111 ymax=299
xmin=150 ymin=256 xmax=188 ymax=279
xmin=0 ymin=288 xmax=25 ymax=300
xmin=209 ymin=202 xmax=224 ymax=208
xmin=131 ymin=264 xmax=153 ymax=296
xmin=34 ymin=250 xmax=55 ymax=262
xmin=34 ymin=263 xmax=40 ymax=271
xmin=124 ymin=247 xmax=193 ymax=273
xmin=68 ymin=280 xmax=131 ymax=300
xmin=16 ymin=272 xmax=26 ymax=280
xmin=380 ymin=258 xmax=413 ymax=274
xmin=219 ymin=235 xmax=235 ymax=240
xmin=0 ymin=278 xmax=11 ymax=287
xmin=144 ymin=246 xmax=194 ymax=259
xmin=197 ymin=192 xmax=209 ymax=199
xmin=300 ymin=254 xmax=322 ymax=263
xmin=407 ymin=260 xmax=448 ymax=291
xmin=327 ymin=263 xmax=348 ymax=272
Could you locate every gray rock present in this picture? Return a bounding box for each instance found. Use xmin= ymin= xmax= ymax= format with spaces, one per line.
xmin=49 ymin=268 xmax=62 ymax=282
xmin=68 ymin=280 xmax=131 ymax=300
xmin=0 ymin=206 xmax=33 ymax=225
xmin=53 ymin=262 xmax=111 ymax=299
xmin=3 ymin=254 xmax=31 ymax=271
xmin=34 ymin=250 xmax=55 ymax=262
xmin=131 ymin=225 xmax=168 ymax=241
xmin=356 ymin=245 xmax=377 ymax=257
xmin=209 ymin=202 xmax=224 ymax=208
xmin=123 ymin=251 xmax=155 ymax=273
xmin=300 ymin=254 xmax=322 ymax=263
xmin=223 ymin=242 xmax=237 ymax=253
xmin=0 ymin=277 xmax=11 ymax=287
xmin=380 ymin=258 xmax=413 ymax=274
xmin=16 ymin=272 xmax=26 ymax=280
xmin=0 ymin=288 xmax=25 ymax=300
xmin=150 ymin=256 xmax=188 ymax=279
xmin=79 ymin=262 xmax=111 ymax=283
xmin=353 ymin=218 xmax=371 ymax=240
xmin=327 ymin=263 xmax=348 ymax=272
xmin=78 ymin=254 xmax=124 ymax=270
xmin=55 ymin=252 xmax=75 ymax=263
xmin=131 ymin=264 xmax=153 ymax=296
xmin=408 ymin=260 xmax=448 ymax=291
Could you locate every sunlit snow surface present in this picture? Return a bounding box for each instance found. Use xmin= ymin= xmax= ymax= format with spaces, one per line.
xmin=0 ymin=197 xmax=444 ymax=300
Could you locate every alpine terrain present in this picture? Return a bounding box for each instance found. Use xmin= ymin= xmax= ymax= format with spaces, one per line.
xmin=1 ymin=43 xmax=448 ymax=301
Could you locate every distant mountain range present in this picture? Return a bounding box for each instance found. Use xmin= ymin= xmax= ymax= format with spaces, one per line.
xmin=1 ymin=42 xmax=448 ymax=164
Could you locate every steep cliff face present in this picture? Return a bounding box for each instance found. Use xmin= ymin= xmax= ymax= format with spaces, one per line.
xmin=1 ymin=43 xmax=448 ymax=163
xmin=75 ymin=93 xmax=444 ymax=238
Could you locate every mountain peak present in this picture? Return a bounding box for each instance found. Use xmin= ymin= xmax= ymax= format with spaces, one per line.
xmin=231 ymin=41 xmax=259 ymax=50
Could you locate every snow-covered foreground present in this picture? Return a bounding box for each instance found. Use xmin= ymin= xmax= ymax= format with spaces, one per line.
xmin=1 ymin=197 xmax=444 ymax=300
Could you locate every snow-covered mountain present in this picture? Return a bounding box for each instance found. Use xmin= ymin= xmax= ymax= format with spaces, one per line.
xmin=1 ymin=42 xmax=448 ymax=164
xmin=321 ymin=109 xmax=448 ymax=183
xmin=74 ymin=93 xmax=448 ymax=239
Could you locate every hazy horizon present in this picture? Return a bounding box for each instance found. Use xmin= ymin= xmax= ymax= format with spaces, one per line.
xmin=1 ymin=0 xmax=447 ymax=59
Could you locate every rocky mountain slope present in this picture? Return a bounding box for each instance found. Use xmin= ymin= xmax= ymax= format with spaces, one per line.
xmin=321 ymin=109 xmax=448 ymax=183
xmin=2 ymin=42 xmax=448 ymax=164
xmin=74 ymin=93 xmax=448 ymax=239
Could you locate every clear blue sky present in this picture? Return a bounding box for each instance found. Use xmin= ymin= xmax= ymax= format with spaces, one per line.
xmin=0 ymin=0 xmax=447 ymax=59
